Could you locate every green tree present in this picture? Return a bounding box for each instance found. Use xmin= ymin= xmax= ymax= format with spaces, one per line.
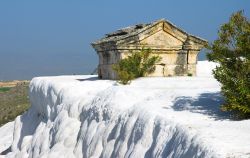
xmin=113 ymin=48 xmax=161 ymax=84
xmin=207 ymin=11 xmax=250 ymax=119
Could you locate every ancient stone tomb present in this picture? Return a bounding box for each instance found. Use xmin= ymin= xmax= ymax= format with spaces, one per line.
xmin=91 ymin=19 xmax=207 ymax=79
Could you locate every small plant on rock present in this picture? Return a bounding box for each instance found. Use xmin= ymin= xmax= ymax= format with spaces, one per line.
xmin=112 ymin=48 xmax=161 ymax=85
xmin=187 ymin=73 xmax=193 ymax=77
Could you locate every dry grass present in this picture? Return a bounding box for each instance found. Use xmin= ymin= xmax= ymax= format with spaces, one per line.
xmin=0 ymin=80 xmax=29 ymax=88
xmin=0 ymin=81 xmax=30 ymax=126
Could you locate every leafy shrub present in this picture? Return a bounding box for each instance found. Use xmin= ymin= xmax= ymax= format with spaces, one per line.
xmin=187 ymin=73 xmax=193 ymax=77
xmin=207 ymin=11 xmax=250 ymax=119
xmin=113 ymin=48 xmax=161 ymax=84
xmin=114 ymin=70 xmax=134 ymax=85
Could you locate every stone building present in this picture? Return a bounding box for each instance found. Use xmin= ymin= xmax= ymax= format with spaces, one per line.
xmin=91 ymin=19 xmax=207 ymax=79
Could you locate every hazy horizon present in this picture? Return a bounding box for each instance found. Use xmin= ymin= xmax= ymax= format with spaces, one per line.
xmin=0 ymin=0 xmax=249 ymax=81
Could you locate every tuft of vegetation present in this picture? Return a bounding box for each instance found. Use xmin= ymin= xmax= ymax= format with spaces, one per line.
xmin=207 ymin=11 xmax=250 ymax=119
xmin=113 ymin=48 xmax=161 ymax=84
xmin=0 ymin=87 xmax=11 ymax=92
xmin=0 ymin=82 xmax=30 ymax=126
xmin=187 ymin=73 xmax=193 ymax=77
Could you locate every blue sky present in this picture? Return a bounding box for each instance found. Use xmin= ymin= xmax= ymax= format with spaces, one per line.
xmin=0 ymin=0 xmax=249 ymax=80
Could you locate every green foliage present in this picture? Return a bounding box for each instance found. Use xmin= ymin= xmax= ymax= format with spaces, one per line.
xmin=187 ymin=73 xmax=193 ymax=77
xmin=0 ymin=87 xmax=11 ymax=92
xmin=113 ymin=70 xmax=134 ymax=85
xmin=207 ymin=11 xmax=250 ymax=119
xmin=113 ymin=48 xmax=161 ymax=84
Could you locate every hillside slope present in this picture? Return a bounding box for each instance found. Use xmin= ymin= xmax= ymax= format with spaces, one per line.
xmin=0 ymin=82 xmax=30 ymax=126
xmin=1 ymin=61 xmax=250 ymax=158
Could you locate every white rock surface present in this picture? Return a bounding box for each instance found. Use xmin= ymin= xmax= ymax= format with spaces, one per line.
xmin=1 ymin=61 xmax=250 ymax=158
xmin=0 ymin=122 xmax=14 ymax=155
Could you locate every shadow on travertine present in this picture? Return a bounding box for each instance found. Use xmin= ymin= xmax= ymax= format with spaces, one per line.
xmin=1 ymin=146 xmax=11 ymax=155
xmin=76 ymin=76 xmax=99 ymax=82
xmin=0 ymin=108 xmax=44 ymax=155
xmin=172 ymin=92 xmax=232 ymax=120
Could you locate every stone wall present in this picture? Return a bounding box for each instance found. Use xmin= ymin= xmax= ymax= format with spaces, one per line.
xmin=98 ymin=50 xmax=121 ymax=79
xmin=146 ymin=51 xmax=196 ymax=77
xmin=98 ymin=49 xmax=199 ymax=79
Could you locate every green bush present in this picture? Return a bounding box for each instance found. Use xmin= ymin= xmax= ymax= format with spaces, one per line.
xmin=113 ymin=48 xmax=161 ymax=84
xmin=187 ymin=73 xmax=193 ymax=77
xmin=207 ymin=11 xmax=250 ymax=119
xmin=114 ymin=70 xmax=134 ymax=85
xmin=0 ymin=87 xmax=11 ymax=93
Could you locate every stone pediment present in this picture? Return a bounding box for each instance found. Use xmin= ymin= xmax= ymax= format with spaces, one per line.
xmin=92 ymin=19 xmax=207 ymax=51
xmin=139 ymin=30 xmax=184 ymax=49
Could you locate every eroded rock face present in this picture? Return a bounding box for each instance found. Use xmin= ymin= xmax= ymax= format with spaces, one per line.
xmin=6 ymin=74 xmax=225 ymax=158
xmin=92 ymin=19 xmax=207 ymax=79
